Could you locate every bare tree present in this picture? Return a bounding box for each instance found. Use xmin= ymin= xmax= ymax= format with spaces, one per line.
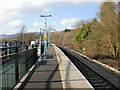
xmin=100 ymin=2 xmax=119 ymax=58
xmin=73 ymin=20 xmax=87 ymax=29
xmin=16 ymin=24 xmax=27 ymax=42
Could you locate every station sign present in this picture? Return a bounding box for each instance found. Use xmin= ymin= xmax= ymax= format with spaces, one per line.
xmin=44 ymin=33 xmax=47 ymax=39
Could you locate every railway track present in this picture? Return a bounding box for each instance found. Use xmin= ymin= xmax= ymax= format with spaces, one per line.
xmin=57 ymin=45 xmax=119 ymax=89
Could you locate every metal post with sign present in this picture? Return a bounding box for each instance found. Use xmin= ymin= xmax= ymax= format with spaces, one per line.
xmin=44 ymin=32 xmax=47 ymax=56
xmin=40 ymin=15 xmax=51 ymax=57
xmin=39 ymin=28 xmax=42 ymax=60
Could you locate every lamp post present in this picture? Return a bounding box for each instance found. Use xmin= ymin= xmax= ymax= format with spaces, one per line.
xmin=40 ymin=15 xmax=51 ymax=56
xmin=39 ymin=28 xmax=42 ymax=60
xmin=40 ymin=15 xmax=51 ymax=30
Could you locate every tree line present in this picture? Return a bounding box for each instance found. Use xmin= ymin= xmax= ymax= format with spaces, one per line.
xmin=51 ymin=2 xmax=119 ymax=60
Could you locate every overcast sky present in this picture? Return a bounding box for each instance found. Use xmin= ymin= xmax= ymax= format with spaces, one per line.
xmin=0 ymin=0 xmax=117 ymax=35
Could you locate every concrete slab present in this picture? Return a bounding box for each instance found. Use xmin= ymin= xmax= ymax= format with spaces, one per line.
xmin=24 ymin=45 xmax=63 ymax=89
xmin=53 ymin=44 xmax=94 ymax=89
xmin=23 ymin=44 xmax=94 ymax=89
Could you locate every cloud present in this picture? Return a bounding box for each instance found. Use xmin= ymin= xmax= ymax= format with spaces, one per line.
xmin=1 ymin=0 xmax=113 ymax=21
xmin=1 ymin=0 xmax=116 ymax=34
xmin=33 ymin=22 xmax=55 ymax=27
xmin=0 ymin=0 xmax=53 ymax=34
xmin=0 ymin=0 xmax=117 ymax=21
xmin=33 ymin=22 xmax=44 ymax=27
xmin=8 ymin=29 xmax=20 ymax=34
xmin=0 ymin=20 xmax=23 ymax=34
xmin=51 ymin=22 xmax=56 ymax=26
xmin=61 ymin=18 xmax=78 ymax=27
xmin=1 ymin=20 xmax=23 ymax=29
xmin=7 ymin=20 xmax=23 ymax=28
xmin=0 ymin=0 xmax=50 ymax=21
xmin=42 ymin=8 xmax=50 ymax=13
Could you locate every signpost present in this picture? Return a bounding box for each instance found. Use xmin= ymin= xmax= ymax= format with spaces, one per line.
xmin=40 ymin=15 xmax=51 ymax=57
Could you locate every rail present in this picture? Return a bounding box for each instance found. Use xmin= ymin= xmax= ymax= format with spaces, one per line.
xmin=57 ymin=45 xmax=120 ymax=89
xmin=0 ymin=42 xmax=31 ymax=56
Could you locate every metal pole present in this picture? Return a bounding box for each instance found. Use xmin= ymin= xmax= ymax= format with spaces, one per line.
xmin=45 ymin=17 xmax=47 ymax=30
xmin=40 ymin=15 xmax=51 ymax=57
xmin=44 ymin=32 xmax=47 ymax=56
xmin=48 ymin=32 xmax=50 ymax=48
xmin=44 ymin=16 xmax=47 ymax=56
xmin=39 ymin=28 xmax=42 ymax=60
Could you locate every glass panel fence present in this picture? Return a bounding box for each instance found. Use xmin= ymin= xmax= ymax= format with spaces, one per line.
xmin=0 ymin=48 xmax=37 ymax=90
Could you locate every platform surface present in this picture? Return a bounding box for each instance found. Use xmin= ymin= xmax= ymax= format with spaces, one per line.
xmin=24 ymin=45 xmax=94 ymax=89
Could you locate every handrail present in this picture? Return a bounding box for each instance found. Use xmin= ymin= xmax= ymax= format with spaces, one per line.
xmin=0 ymin=43 xmax=38 ymax=56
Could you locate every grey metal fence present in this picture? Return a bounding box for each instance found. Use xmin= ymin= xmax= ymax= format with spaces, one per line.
xmin=0 ymin=48 xmax=37 ymax=90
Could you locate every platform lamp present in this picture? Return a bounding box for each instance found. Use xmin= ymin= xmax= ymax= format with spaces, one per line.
xmin=40 ymin=15 xmax=51 ymax=56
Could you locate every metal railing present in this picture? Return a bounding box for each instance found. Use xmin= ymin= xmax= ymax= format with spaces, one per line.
xmin=0 ymin=42 xmax=30 ymax=56
xmin=0 ymin=45 xmax=37 ymax=90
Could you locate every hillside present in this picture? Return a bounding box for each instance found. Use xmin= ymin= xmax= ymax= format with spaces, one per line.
xmin=50 ymin=2 xmax=119 ymax=70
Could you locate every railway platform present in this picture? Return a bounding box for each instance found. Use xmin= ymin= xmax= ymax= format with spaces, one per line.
xmin=15 ymin=44 xmax=94 ymax=89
